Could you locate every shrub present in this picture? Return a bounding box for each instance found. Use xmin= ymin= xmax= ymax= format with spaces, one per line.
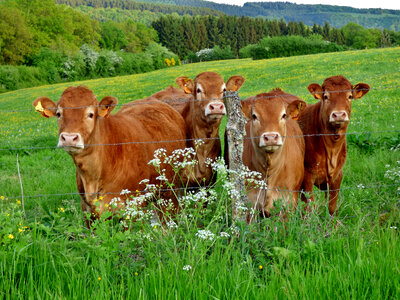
xmin=145 ymin=42 xmax=179 ymax=70
xmin=241 ymin=35 xmax=346 ymax=60
xmin=0 ymin=65 xmax=47 ymax=92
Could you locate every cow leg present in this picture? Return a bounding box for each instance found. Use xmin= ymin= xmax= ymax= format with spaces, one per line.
xmin=76 ymin=171 xmax=94 ymax=228
xmin=301 ymin=171 xmax=315 ymax=212
xmin=328 ymin=171 xmax=343 ymax=216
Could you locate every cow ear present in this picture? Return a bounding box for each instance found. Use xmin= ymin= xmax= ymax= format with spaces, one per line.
xmin=33 ymin=97 xmax=57 ymax=118
xmin=226 ymin=75 xmax=245 ymax=92
xmin=308 ymin=83 xmax=323 ymax=100
xmin=286 ymin=100 xmax=307 ymax=120
xmin=241 ymin=100 xmax=252 ymax=121
xmin=353 ymin=83 xmax=370 ymax=99
xmin=98 ymin=96 xmax=118 ymax=118
xmin=176 ymin=76 xmax=194 ymax=94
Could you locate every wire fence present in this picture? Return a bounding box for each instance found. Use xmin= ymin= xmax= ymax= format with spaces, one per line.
xmin=1 ymin=129 xmax=400 ymax=152
xmin=4 ymin=183 xmax=399 ymax=201
xmin=0 ymin=84 xmax=397 ymax=114
xmin=1 ymin=85 xmax=399 ymax=203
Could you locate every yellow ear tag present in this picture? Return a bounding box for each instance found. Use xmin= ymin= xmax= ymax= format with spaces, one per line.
xmin=35 ymin=101 xmax=44 ymax=113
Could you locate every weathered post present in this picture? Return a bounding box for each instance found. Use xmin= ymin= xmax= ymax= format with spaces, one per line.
xmin=223 ymin=91 xmax=247 ymax=221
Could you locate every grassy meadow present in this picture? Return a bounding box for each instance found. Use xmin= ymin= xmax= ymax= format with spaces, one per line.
xmin=0 ymin=47 xmax=400 ymax=299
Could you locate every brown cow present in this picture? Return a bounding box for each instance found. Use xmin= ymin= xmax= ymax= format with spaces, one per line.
xmin=33 ymin=86 xmax=186 ymax=225
xmin=298 ymin=75 xmax=370 ymax=215
xmin=172 ymin=72 xmax=245 ymax=187
xmin=242 ymin=91 xmax=306 ymax=221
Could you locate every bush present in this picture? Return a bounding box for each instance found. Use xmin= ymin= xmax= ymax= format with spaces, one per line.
xmin=0 ymin=65 xmax=47 ymax=92
xmin=145 ymin=42 xmax=179 ymax=70
xmin=240 ymin=35 xmax=346 ymax=60
xmin=29 ymin=48 xmax=65 ymax=83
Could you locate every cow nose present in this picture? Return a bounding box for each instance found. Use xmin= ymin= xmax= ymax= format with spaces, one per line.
xmin=330 ymin=111 xmax=348 ymax=122
xmin=60 ymin=133 xmax=79 ymax=143
xmin=205 ymin=102 xmax=226 ymax=116
xmin=263 ymin=133 xmax=279 ymax=144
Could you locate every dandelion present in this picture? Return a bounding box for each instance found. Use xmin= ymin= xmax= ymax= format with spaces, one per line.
xmin=259 ymin=265 xmax=263 ymax=270
xmin=134 ymin=272 xmax=139 ymax=276
xmin=0 ymin=196 xmax=5 ymax=200
xmin=98 ymin=277 xmax=101 ymax=281
xmin=59 ymin=207 xmax=65 ymax=213
xmin=8 ymin=234 xmax=14 ymax=239
xmin=183 ymin=265 xmax=192 ymax=271
xmin=16 ymin=200 xmax=21 ymax=205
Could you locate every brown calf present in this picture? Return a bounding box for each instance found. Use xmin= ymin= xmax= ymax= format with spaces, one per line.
xmin=298 ymin=75 xmax=370 ymax=215
xmin=242 ymin=91 xmax=306 ymax=220
xmin=33 ymin=86 xmax=186 ymax=225
xmin=173 ymin=72 xmax=245 ymax=187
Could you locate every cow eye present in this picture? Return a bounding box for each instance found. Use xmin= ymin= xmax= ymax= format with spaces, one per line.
xmin=348 ymin=95 xmax=353 ymax=100
xmin=88 ymin=112 xmax=94 ymax=119
xmin=197 ymin=88 xmax=202 ymax=94
xmin=56 ymin=112 xmax=61 ymax=118
xmin=324 ymin=94 xmax=329 ymax=100
xmin=223 ymin=88 xmax=227 ymax=93
xmin=252 ymin=113 xmax=258 ymax=121
xmin=282 ymin=113 xmax=287 ymax=119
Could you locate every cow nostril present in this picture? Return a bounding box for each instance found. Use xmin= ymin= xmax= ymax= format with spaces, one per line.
xmin=73 ymin=135 xmax=78 ymax=142
xmin=210 ymin=105 xmax=215 ymax=110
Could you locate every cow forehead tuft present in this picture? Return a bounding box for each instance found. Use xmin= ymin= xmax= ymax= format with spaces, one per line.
xmin=59 ymin=86 xmax=97 ymax=107
xmin=322 ymin=76 xmax=352 ymax=91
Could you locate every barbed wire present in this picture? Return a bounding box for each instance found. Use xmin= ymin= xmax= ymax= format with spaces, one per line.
xmin=0 ymin=85 xmax=396 ymax=114
xmin=3 ymin=183 xmax=398 ymax=201
xmin=0 ymin=129 xmax=399 ymax=152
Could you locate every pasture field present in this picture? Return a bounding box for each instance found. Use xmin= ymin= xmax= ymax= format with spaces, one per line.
xmin=0 ymin=47 xmax=400 ymax=299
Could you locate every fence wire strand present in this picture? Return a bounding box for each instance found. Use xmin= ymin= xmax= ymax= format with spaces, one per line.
xmin=0 ymin=85 xmax=396 ymax=114
xmin=3 ymin=183 xmax=398 ymax=201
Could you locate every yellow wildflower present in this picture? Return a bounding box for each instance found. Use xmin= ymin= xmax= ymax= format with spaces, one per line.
xmin=8 ymin=234 xmax=14 ymax=239
xmin=0 ymin=196 xmax=5 ymax=200
xmin=59 ymin=207 xmax=65 ymax=213
xmin=259 ymin=265 xmax=263 ymax=270
xmin=98 ymin=277 xmax=101 ymax=281
xmin=16 ymin=200 xmax=21 ymax=205
xmin=134 ymin=272 xmax=138 ymax=276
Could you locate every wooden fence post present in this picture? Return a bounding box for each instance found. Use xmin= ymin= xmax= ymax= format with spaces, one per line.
xmin=223 ymin=91 xmax=247 ymax=221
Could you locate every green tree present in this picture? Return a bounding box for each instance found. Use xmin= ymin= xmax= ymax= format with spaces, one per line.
xmin=99 ymin=22 xmax=128 ymax=51
xmin=0 ymin=5 xmax=33 ymax=64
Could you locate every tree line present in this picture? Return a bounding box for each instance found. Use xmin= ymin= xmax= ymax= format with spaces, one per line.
xmin=151 ymin=15 xmax=400 ymax=58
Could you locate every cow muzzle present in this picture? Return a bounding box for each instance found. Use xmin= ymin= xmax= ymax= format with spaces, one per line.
xmin=259 ymin=132 xmax=283 ymax=152
xmin=329 ymin=110 xmax=349 ymax=125
xmin=205 ymin=101 xmax=226 ymax=118
xmin=58 ymin=132 xmax=84 ymax=153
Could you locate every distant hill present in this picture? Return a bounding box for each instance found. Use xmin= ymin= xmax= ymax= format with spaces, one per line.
xmin=138 ymin=0 xmax=400 ymax=30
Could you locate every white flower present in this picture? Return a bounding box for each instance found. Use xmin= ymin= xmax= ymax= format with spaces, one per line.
xmin=183 ymin=265 xmax=192 ymax=271
xmin=219 ymin=232 xmax=230 ymax=238
xmin=166 ymin=221 xmax=178 ymax=229
xmin=120 ymin=189 xmax=131 ymax=195
xmin=195 ymin=229 xmax=215 ymax=241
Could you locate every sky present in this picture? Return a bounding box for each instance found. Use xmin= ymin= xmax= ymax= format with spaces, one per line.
xmin=208 ymin=0 xmax=400 ymax=10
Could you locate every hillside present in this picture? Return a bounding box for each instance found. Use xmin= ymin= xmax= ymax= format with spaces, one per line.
xmin=71 ymin=0 xmax=400 ymax=29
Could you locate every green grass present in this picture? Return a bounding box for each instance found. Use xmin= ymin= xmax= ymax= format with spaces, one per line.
xmin=0 ymin=47 xmax=400 ymax=299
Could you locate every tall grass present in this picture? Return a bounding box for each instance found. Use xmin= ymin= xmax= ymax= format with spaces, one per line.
xmin=0 ymin=47 xmax=399 ymax=298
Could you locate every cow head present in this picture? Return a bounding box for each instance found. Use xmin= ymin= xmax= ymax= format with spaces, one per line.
xmin=242 ymin=94 xmax=306 ymax=153
xmin=33 ymin=86 xmax=117 ymax=155
xmin=308 ymin=76 xmax=370 ymax=130
xmin=176 ymin=72 xmax=245 ymax=123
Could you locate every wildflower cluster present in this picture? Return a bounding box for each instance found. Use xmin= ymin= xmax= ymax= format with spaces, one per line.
xmin=385 ymin=161 xmax=400 ymax=192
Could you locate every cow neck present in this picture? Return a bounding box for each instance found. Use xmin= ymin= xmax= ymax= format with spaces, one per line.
xmin=252 ymin=144 xmax=285 ymax=185
xmin=183 ymin=104 xmax=221 ymax=175
xmin=318 ymin=104 xmax=348 ymax=181
xmin=71 ymin=117 xmax=112 ymax=199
